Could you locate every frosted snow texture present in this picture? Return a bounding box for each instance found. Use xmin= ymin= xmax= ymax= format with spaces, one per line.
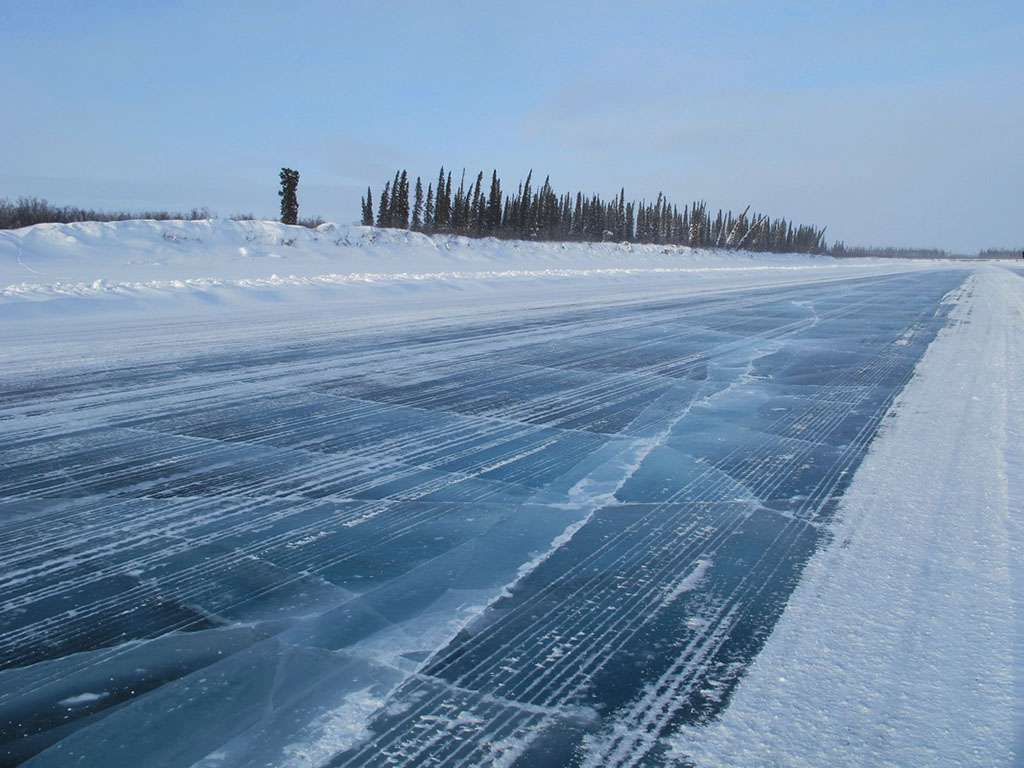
xmin=0 ymin=267 xmax=970 ymax=766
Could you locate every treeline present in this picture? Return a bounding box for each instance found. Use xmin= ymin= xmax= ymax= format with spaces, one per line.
xmin=0 ymin=196 xmax=326 ymax=230
xmin=830 ymin=243 xmax=954 ymax=259
xmin=0 ymin=196 xmax=215 ymax=229
xmin=361 ymin=168 xmax=830 ymax=253
xmin=977 ymin=248 xmax=1022 ymax=260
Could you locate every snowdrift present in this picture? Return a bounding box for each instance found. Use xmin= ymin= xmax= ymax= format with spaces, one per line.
xmin=0 ymin=218 xmax=850 ymax=315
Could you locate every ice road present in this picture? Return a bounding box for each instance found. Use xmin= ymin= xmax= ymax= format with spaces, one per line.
xmin=0 ymin=262 xmax=1015 ymax=766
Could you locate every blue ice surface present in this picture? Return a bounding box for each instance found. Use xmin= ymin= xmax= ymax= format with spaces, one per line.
xmin=0 ymin=269 xmax=966 ymax=766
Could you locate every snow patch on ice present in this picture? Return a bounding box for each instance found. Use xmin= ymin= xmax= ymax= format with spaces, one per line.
xmin=661 ymin=559 xmax=712 ymax=606
xmin=58 ymin=692 xmax=110 ymax=707
xmin=276 ymin=687 xmax=384 ymax=768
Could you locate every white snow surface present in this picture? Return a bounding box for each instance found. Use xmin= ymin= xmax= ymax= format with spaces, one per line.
xmin=0 ymin=218 xmax=927 ymax=379
xmin=0 ymin=218 xmax=851 ymax=291
xmin=672 ymin=267 xmax=1023 ymax=767
xmin=0 ymin=219 xmax=847 ymax=312
xmin=0 ymin=219 xmax=921 ymax=319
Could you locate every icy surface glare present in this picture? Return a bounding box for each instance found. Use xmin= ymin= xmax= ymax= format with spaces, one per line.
xmin=0 ymin=270 xmax=966 ymax=766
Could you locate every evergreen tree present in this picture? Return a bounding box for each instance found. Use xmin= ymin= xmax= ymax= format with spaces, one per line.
xmin=392 ymin=170 xmax=409 ymax=229
xmin=358 ymin=166 xmax=830 ymax=253
xmin=424 ymin=182 xmax=435 ymax=232
xmin=616 ymin=189 xmax=626 ymax=240
xmin=377 ymin=181 xmax=390 ymax=228
xmin=411 ymin=177 xmax=424 ymax=231
xmin=389 ymin=171 xmax=402 ymax=227
xmin=486 ymin=171 xmax=502 ymax=233
xmin=689 ymin=200 xmax=706 ymax=246
xmin=469 ymin=172 xmax=484 ymax=236
xmin=725 ymin=205 xmax=749 ymax=248
xmin=361 ymin=187 xmax=374 ymax=226
xmin=278 ymin=167 xmax=299 ymax=225
xmin=571 ymin=192 xmax=583 ymax=240
xmin=559 ymin=193 xmax=572 ymax=239
xmin=434 ymin=168 xmax=454 ymax=232
xmin=518 ymin=170 xmax=532 ymax=237
xmin=400 ymin=171 xmax=410 ymax=227
xmin=443 ymin=171 xmax=453 ymax=230
xmin=451 ymin=169 xmax=467 ymax=232
xmin=434 ymin=168 xmax=446 ymax=231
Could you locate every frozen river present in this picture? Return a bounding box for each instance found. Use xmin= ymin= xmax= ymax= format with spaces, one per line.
xmin=0 ymin=268 xmax=970 ymax=766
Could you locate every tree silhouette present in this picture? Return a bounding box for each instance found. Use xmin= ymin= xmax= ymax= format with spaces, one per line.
xmin=359 ymin=168 xmax=831 ymax=254
xmin=278 ymin=168 xmax=299 ymax=225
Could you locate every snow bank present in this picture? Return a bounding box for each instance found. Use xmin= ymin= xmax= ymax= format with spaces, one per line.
xmin=671 ymin=266 xmax=1022 ymax=767
xmin=0 ymin=218 xmax=950 ymax=389
xmin=0 ymin=218 xmax=837 ymax=284
xmin=0 ymin=218 xmax=896 ymax=316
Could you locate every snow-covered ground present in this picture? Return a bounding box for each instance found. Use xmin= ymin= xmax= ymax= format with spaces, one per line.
xmin=0 ymin=219 xmax=927 ymax=377
xmin=0 ymin=218 xmax=868 ymax=322
xmin=0 ymin=218 xmax=888 ymax=292
xmin=1 ymin=220 xmax=1019 ymax=767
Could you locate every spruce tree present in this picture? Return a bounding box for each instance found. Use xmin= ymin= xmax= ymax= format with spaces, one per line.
xmin=451 ymin=170 xmax=467 ymax=233
xmin=377 ymin=181 xmax=390 ymax=228
xmin=616 ymin=188 xmax=626 ymax=240
xmin=571 ymin=192 xmax=583 ymax=240
xmin=392 ymin=170 xmax=409 ymax=229
xmin=434 ymin=168 xmax=447 ymax=232
xmin=356 ymin=166 xmax=830 ymax=253
xmin=412 ymin=177 xmax=424 ymax=231
xmin=470 ymin=172 xmax=483 ymax=236
xmin=361 ymin=187 xmax=374 ymax=226
xmin=424 ymin=183 xmax=435 ymax=232
xmin=518 ymin=170 xmax=532 ymax=237
xmin=443 ymin=171 xmax=453 ymax=230
xmin=486 ymin=171 xmax=502 ymax=233
xmin=389 ymin=171 xmax=402 ymax=227
xmin=278 ymin=168 xmax=299 ymax=225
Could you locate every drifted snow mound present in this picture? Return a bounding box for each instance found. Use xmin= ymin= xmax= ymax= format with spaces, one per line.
xmin=0 ymin=218 xmax=837 ymax=299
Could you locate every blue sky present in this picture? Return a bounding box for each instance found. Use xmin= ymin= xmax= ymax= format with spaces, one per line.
xmin=2 ymin=0 xmax=1021 ymax=252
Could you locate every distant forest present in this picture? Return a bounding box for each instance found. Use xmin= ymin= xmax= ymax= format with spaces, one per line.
xmin=832 ymin=243 xmax=955 ymax=259
xmin=0 ymin=197 xmax=326 ymax=231
xmin=4 ymin=185 xmax=1015 ymax=260
xmin=362 ymin=168 xmax=830 ymax=254
xmin=0 ymin=197 xmax=215 ymax=230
